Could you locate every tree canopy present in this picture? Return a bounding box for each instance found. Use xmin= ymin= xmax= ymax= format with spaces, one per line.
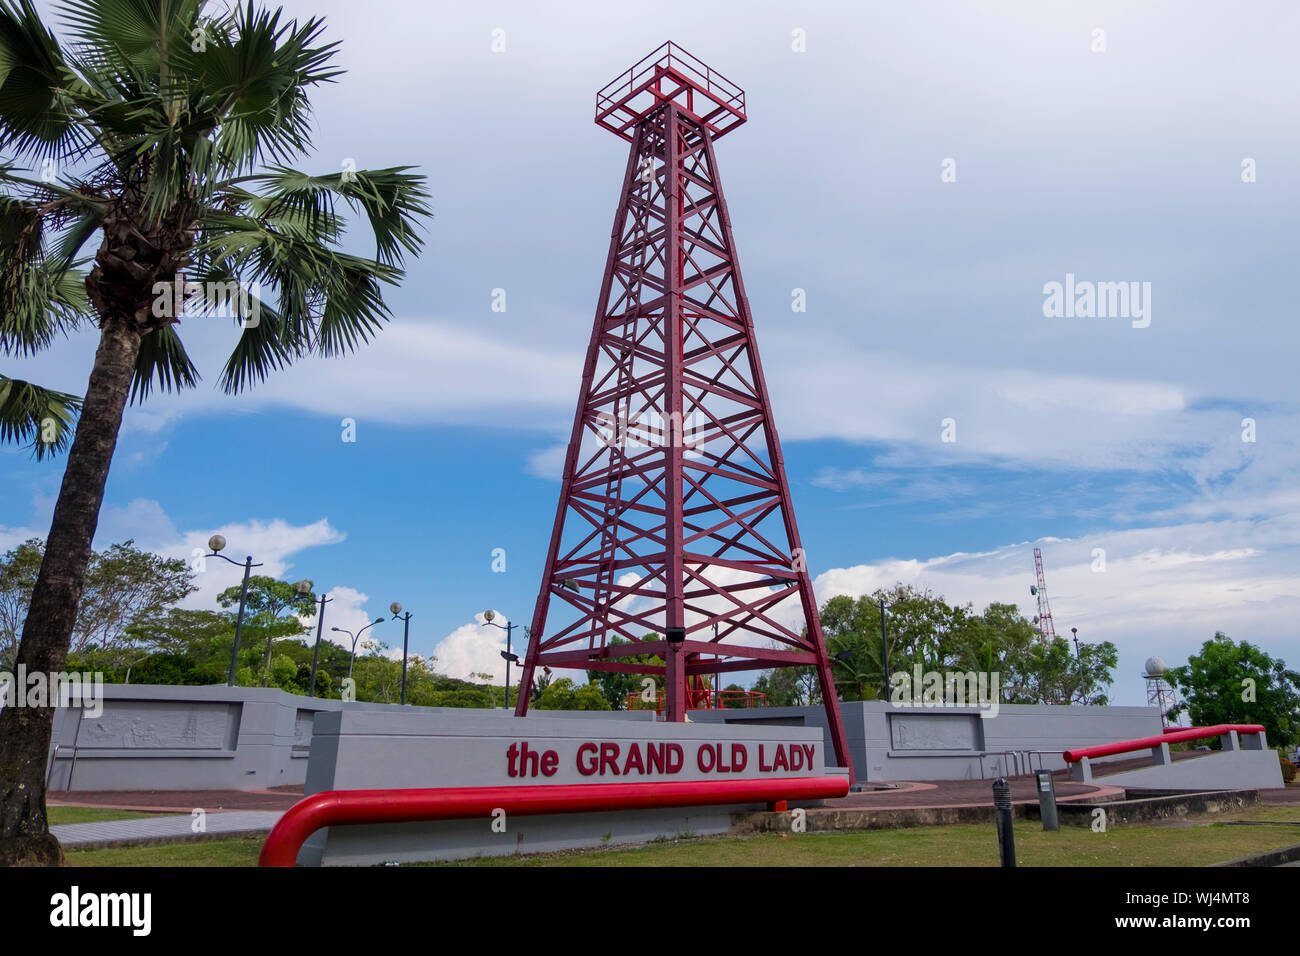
xmin=753 ymin=584 xmax=1119 ymax=707
xmin=1165 ymin=632 xmax=1300 ymax=747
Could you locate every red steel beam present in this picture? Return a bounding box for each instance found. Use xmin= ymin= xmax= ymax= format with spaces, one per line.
xmin=1063 ymin=724 xmax=1265 ymax=763
xmin=258 ymin=776 xmax=849 ymax=867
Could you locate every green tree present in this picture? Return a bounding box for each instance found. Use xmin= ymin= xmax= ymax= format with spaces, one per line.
xmin=535 ymin=677 xmax=612 ymax=711
xmin=1013 ymin=636 xmax=1118 ymax=705
xmin=68 ymin=606 xmax=236 ymax=683
xmin=815 ymin=586 xmax=1118 ymax=707
xmin=74 ymin=540 xmax=195 ymax=651
xmin=0 ymin=0 xmax=429 ymax=864
xmin=751 ymin=665 xmax=815 ymax=707
xmin=820 ymin=594 xmax=886 ymax=701
xmin=216 ymin=575 xmax=314 ymax=684
xmin=1165 ymin=632 xmax=1300 ymax=747
xmin=587 ymin=635 xmax=664 ymax=709
xmin=1 ymin=538 xmax=195 ymax=666
xmin=0 ymin=538 xmax=42 ymax=668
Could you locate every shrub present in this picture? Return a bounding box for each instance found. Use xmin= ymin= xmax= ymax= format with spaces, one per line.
xmin=1279 ymin=752 xmax=1296 ymax=784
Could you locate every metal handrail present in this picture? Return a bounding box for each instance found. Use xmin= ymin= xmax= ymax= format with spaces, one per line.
xmin=258 ymin=776 xmax=850 ymax=867
xmin=1063 ymin=724 xmax=1264 ymax=763
xmin=979 ymin=750 xmax=1056 ymax=779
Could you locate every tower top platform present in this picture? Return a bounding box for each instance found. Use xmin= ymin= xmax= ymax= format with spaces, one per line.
xmin=595 ymin=42 xmax=746 ymax=142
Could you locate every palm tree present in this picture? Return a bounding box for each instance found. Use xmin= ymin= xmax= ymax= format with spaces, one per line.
xmin=0 ymin=0 xmax=429 ymax=864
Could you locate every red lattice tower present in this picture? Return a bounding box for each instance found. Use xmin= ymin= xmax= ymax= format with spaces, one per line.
xmin=1031 ymin=547 xmax=1058 ymax=641
xmin=513 ymin=42 xmax=853 ymax=776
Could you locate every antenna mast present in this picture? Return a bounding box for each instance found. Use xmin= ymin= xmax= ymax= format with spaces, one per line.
xmin=1031 ymin=547 xmax=1057 ymax=641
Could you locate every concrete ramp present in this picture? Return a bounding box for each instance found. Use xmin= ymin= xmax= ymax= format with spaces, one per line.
xmin=1094 ymin=748 xmax=1282 ymax=790
xmin=1067 ymin=725 xmax=1283 ymax=791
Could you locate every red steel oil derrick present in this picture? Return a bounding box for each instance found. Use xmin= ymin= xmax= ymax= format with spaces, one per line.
xmin=513 ymin=43 xmax=853 ymax=776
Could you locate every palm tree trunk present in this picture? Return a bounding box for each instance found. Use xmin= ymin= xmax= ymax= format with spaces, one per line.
xmin=0 ymin=321 xmax=142 ymax=865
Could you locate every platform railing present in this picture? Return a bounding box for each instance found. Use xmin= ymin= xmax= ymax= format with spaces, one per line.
xmin=627 ymin=688 xmax=768 ymax=714
xmin=978 ymin=750 xmax=1057 ymax=779
xmin=596 ymin=41 xmax=745 ymax=115
xmin=258 ymin=776 xmax=850 ymax=867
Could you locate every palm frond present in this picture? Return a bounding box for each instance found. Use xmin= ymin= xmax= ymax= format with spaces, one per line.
xmin=0 ymin=0 xmax=91 ymax=162
xmin=130 ymin=323 xmax=198 ymax=403
xmin=58 ymin=0 xmax=206 ymax=86
xmin=214 ymin=287 xmax=301 ymax=393
xmin=0 ymin=192 xmax=89 ymax=355
xmin=235 ymin=165 xmax=430 ymax=266
xmin=175 ymin=1 xmax=341 ymax=175
xmin=0 ymin=373 xmax=81 ymax=458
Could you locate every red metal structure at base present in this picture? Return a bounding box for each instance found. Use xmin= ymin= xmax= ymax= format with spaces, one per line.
xmin=258 ymin=776 xmax=849 ymax=866
xmin=513 ymin=43 xmax=854 ymax=778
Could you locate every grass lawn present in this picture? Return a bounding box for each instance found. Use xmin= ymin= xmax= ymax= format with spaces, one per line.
xmin=61 ymin=804 xmax=1300 ymax=867
xmin=67 ymin=836 xmax=265 ymax=867
xmin=47 ymin=806 xmax=176 ymax=825
xmin=443 ymin=805 xmax=1300 ymax=867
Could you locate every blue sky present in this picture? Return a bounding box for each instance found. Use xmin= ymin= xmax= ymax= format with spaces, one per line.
xmin=3 ymin=0 xmax=1299 ymax=703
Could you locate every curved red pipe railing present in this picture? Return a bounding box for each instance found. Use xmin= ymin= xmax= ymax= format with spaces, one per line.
xmin=259 ymin=775 xmax=849 ymax=867
xmin=1063 ymin=724 xmax=1264 ymax=763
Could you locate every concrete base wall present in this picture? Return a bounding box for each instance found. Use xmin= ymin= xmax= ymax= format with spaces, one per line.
xmin=302 ymin=710 xmax=838 ymax=865
xmin=46 ymin=686 xmax=1179 ymax=793
xmin=691 ymin=701 xmax=1164 ymax=782
xmin=44 ymin=684 xmax=653 ymax=792
xmin=1047 ymin=788 xmax=1261 ymax=826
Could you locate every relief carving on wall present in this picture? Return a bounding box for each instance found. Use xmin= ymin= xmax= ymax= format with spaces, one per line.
xmin=79 ymin=703 xmax=231 ymax=750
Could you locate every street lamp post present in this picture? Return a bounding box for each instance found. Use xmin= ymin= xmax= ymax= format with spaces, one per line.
xmin=391 ymin=602 xmax=413 ymax=705
xmin=483 ymin=610 xmax=520 ymax=710
xmin=298 ymin=580 xmax=332 ymax=698
xmin=1072 ymin=626 xmax=1087 ymax=703
xmin=205 ymin=535 xmax=262 ymax=687
xmin=332 ymin=618 xmax=384 ymax=688
xmin=879 ymin=598 xmax=892 ymax=698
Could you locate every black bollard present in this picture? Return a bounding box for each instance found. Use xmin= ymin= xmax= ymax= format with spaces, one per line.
xmin=1036 ymin=769 xmax=1059 ymax=831
xmin=993 ymin=777 xmax=1016 ymax=867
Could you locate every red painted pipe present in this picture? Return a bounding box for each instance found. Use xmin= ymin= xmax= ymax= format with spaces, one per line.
xmin=1063 ymin=724 xmax=1264 ymax=763
xmin=259 ymin=775 xmax=850 ymax=867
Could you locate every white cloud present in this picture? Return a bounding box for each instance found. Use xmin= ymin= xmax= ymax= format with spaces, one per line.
xmin=430 ymin=611 xmax=513 ymax=683
xmin=304 ymin=585 xmax=390 ymax=656
xmin=525 ymin=442 xmax=568 ymax=481
xmin=154 ymin=516 xmax=346 ymax=614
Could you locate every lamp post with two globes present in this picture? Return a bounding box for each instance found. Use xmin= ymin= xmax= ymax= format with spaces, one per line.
xmin=204 ymin=535 xmax=262 ymax=687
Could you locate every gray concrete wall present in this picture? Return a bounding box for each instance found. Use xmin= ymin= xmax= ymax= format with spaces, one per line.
xmin=690 ymin=701 xmax=1164 ymax=782
xmin=302 ymin=709 xmax=838 ymax=865
xmin=46 ymin=684 xmax=1170 ymax=792
xmin=44 ymin=684 xmax=653 ymax=791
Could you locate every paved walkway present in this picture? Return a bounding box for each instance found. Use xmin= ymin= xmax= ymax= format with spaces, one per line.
xmin=48 ymin=787 xmax=302 ymax=812
xmin=52 ymin=811 xmax=283 ymax=848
